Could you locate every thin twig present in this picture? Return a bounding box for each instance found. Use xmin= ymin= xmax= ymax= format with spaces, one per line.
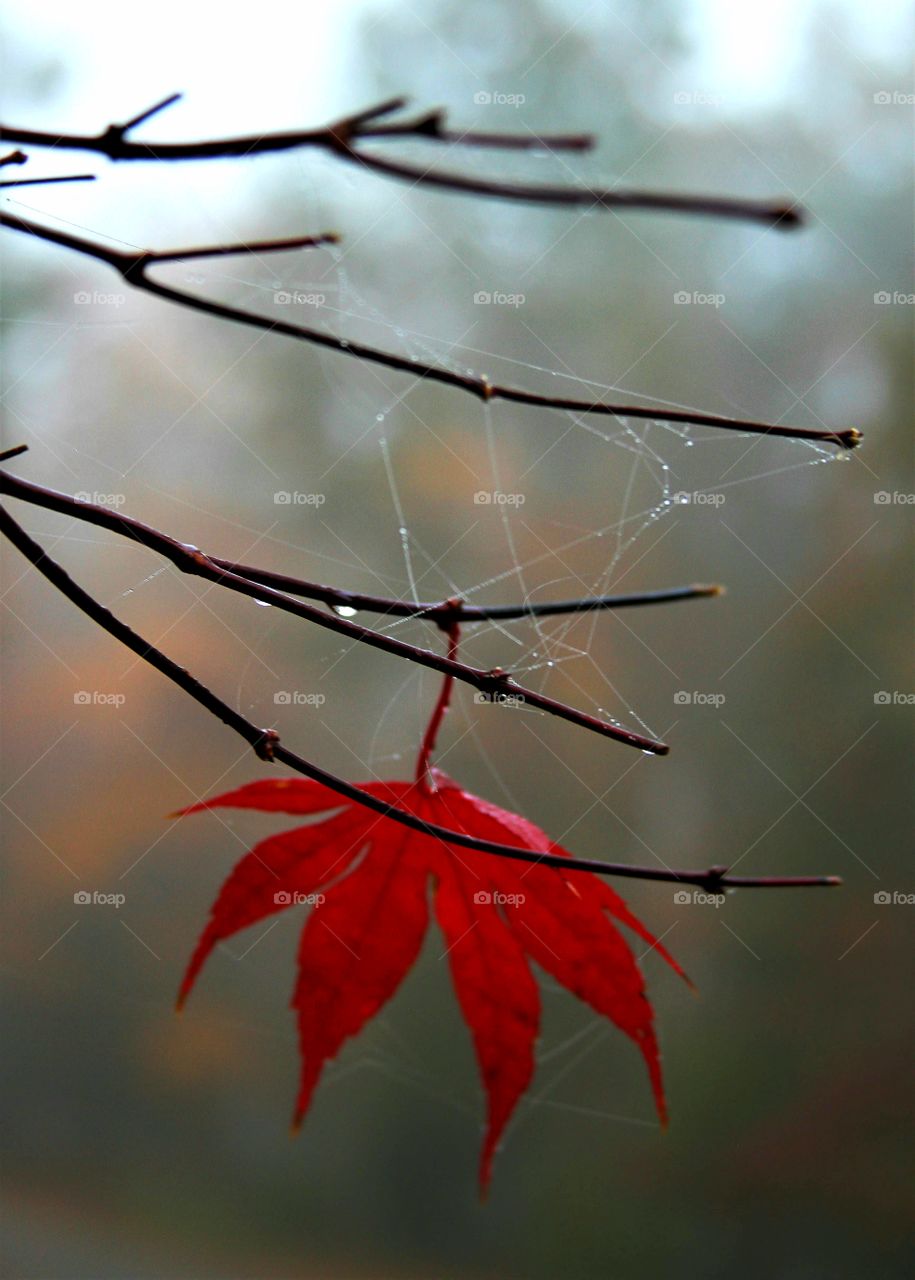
xmin=0 ymin=466 xmax=670 ymax=754
xmin=0 ymin=211 xmax=861 ymax=450
xmin=0 ymin=499 xmax=840 ymax=892
xmin=1 ymin=94 xmax=803 ymax=226
xmin=209 ymin=568 xmax=725 ymax=623
xmin=0 ymin=148 xmax=95 ymax=189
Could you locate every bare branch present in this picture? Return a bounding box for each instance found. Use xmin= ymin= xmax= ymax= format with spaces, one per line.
xmin=0 ymin=211 xmax=861 ymax=450
xmin=208 ymin=568 xmax=725 ymax=624
xmin=0 ymin=497 xmax=840 ymax=892
xmin=1 ymin=94 xmax=802 ymax=226
xmin=0 ymin=466 xmax=672 ymax=754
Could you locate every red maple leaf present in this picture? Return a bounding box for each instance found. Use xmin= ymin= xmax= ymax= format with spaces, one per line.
xmin=176 ymin=768 xmax=688 ymax=1192
xmin=177 ymin=618 xmax=688 ymax=1192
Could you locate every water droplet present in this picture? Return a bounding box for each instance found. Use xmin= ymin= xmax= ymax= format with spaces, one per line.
xmin=333 ymin=605 xmax=357 ymax=618
xmin=376 ymin=413 xmax=385 ymax=422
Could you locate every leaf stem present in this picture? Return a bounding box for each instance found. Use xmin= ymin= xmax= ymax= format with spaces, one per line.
xmin=416 ymin=609 xmax=462 ymax=795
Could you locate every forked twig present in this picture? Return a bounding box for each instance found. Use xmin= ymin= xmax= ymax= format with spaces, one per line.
xmin=0 ymin=212 xmax=861 ymax=450
xmin=0 ymin=487 xmax=840 ymax=892
xmin=1 ymin=93 xmax=804 ymax=226
xmin=1 ymin=466 xmax=683 ymax=754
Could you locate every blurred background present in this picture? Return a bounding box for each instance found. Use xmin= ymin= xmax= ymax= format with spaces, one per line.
xmin=1 ymin=1 xmax=912 ymax=1276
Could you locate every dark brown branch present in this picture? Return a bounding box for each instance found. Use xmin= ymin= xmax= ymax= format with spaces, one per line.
xmin=1 ymin=94 xmax=803 ymax=226
xmin=210 ymin=567 xmax=724 ymax=623
xmin=0 ymin=499 xmax=840 ymax=892
xmin=0 ymin=467 xmax=669 ymax=754
xmin=0 ymin=211 xmax=862 ymax=450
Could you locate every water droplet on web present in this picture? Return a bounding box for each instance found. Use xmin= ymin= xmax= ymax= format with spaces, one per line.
xmin=333 ymin=605 xmax=357 ymax=618
xmin=376 ymin=413 xmax=385 ymax=422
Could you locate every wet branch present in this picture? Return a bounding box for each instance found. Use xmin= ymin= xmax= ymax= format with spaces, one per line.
xmin=0 ymin=497 xmax=839 ymax=892
xmin=0 ymin=211 xmax=861 ymax=450
xmin=0 ymin=465 xmax=671 ymax=754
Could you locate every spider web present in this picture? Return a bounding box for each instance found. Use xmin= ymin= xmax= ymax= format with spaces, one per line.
xmin=5 ymin=150 xmax=848 ymax=1150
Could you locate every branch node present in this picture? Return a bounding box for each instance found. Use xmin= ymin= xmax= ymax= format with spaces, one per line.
xmin=254 ymin=729 xmax=281 ymax=762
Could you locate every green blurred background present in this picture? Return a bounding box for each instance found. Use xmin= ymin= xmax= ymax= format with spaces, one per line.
xmin=1 ymin=1 xmax=912 ymax=1276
